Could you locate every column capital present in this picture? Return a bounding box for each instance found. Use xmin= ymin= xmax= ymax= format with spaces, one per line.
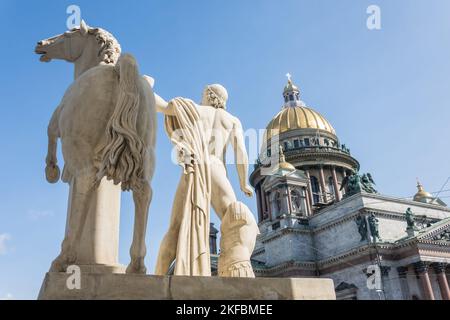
xmin=433 ymin=263 xmax=447 ymax=274
xmin=380 ymin=266 xmax=391 ymax=277
xmin=414 ymin=261 xmax=430 ymax=274
xmin=397 ymin=266 xmax=409 ymax=278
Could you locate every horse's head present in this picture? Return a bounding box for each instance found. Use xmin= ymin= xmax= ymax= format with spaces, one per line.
xmin=35 ymin=20 xmax=92 ymax=63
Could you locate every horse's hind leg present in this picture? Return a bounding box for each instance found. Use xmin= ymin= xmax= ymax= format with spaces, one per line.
xmin=126 ymin=179 xmax=152 ymax=274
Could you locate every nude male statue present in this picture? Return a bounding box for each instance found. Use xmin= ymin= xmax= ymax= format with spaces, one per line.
xmin=152 ymin=83 xmax=257 ymax=276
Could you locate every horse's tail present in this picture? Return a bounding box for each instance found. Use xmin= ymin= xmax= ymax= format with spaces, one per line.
xmin=96 ymin=53 xmax=145 ymax=191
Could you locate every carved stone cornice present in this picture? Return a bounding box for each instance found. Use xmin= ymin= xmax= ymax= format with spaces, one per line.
xmin=254 ymin=260 xmax=316 ymax=275
xmin=312 ymin=211 xmax=361 ymax=234
xmin=259 ymin=227 xmax=311 ymax=244
xmin=285 ymin=148 xmax=359 ymax=169
xmin=361 ymin=193 xmax=450 ymax=213
xmin=252 ymin=247 xmax=265 ymax=256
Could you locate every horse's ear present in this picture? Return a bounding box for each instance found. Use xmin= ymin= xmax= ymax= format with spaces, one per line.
xmin=80 ymin=20 xmax=89 ymax=36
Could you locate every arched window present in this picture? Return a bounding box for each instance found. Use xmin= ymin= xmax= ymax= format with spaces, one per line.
xmin=310 ymin=176 xmax=320 ymax=204
xmin=291 ymin=188 xmax=307 ymax=215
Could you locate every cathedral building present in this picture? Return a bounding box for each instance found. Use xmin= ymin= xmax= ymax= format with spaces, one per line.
xmin=248 ymin=76 xmax=450 ymax=300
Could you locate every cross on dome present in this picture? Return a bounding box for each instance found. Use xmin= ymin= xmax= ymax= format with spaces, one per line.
xmin=286 ymin=73 xmax=292 ymax=83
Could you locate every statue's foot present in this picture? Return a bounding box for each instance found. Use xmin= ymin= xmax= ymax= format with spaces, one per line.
xmin=49 ymin=256 xmax=68 ymax=272
xmin=49 ymin=251 xmax=77 ymax=272
xmin=126 ymin=258 xmax=147 ymax=274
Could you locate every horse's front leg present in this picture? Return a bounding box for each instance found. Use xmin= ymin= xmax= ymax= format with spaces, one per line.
xmin=45 ymin=107 xmax=61 ymax=183
xmin=127 ymin=179 xmax=152 ymax=274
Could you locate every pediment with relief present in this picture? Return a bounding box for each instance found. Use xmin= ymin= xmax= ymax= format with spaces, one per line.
xmin=417 ymin=218 xmax=450 ymax=244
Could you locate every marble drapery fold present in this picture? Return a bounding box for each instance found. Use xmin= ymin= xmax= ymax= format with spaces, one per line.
xmin=164 ymin=98 xmax=212 ymax=276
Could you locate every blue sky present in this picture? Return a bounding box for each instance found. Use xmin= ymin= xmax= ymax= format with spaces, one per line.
xmin=1 ymin=0 xmax=450 ymax=299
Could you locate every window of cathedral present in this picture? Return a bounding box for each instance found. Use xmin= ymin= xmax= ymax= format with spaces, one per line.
xmin=304 ymin=138 xmax=310 ymax=146
xmin=293 ymin=139 xmax=300 ymax=148
xmin=328 ymin=176 xmax=335 ymax=195
xmin=310 ymin=176 xmax=320 ymax=204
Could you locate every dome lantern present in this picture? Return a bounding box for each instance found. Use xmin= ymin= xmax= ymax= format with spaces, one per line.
xmin=283 ymin=73 xmax=302 ymax=107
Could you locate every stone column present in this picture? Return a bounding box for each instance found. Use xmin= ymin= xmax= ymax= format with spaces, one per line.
xmin=267 ymin=192 xmax=273 ymax=221
xmin=433 ymin=263 xmax=450 ymax=300
xmin=255 ymin=185 xmax=263 ymax=222
xmin=318 ymin=166 xmax=327 ymax=202
xmin=304 ymin=187 xmax=312 ymax=216
xmin=331 ymin=166 xmax=341 ymax=202
xmin=414 ymin=262 xmax=435 ymax=300
xmin=397 ymin=266 xmax=411 ymax=300
xmin=305 ymin=169 xmax=314 ymax=207
xmin=380 ymin=266 xmax=392 ymax=299
xmin=286 ymin=186 xmax=293 ymax=214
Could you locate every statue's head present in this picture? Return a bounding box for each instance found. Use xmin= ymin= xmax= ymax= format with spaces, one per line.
xmin=35 ymin=20 xmax=121 ymax=64
xmin=201 ymin=84 xmax=228 ymax=109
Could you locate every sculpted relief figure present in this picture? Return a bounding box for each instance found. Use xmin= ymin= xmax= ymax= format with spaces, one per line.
xmin=35 ymin=21 xmax=156 ymax=274
xmin=153 ymin=84 xmax=259 ymax=277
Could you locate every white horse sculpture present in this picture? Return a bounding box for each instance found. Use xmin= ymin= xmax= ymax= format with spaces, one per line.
xmin=35 ymin=21 xmax=156 ymax=274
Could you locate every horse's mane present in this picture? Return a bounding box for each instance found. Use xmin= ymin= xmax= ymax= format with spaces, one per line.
xmin=88 ymin=28 xmax=121 ymax=65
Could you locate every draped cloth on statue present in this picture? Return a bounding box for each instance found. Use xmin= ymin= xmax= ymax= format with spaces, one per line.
xmin=164 ymin=98 xmax=212 ymax=276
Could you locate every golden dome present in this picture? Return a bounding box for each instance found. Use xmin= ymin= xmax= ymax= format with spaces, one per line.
xmin=265 ymin=106 xmax=336 ymax=140
xmin=413 ymin=181 xmax=433 ymax=202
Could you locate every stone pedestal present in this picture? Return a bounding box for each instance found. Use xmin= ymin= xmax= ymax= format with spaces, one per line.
xmin=38 ymin=273 xmax=336 ymax=300
xmin=406 ymin=227 xmax=417 ymax=238
xmin=63 ymin=177 xmax=121 ymax=266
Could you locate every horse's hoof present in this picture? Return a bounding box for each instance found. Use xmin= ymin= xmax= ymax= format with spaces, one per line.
xmin=126 ymin=259 xmax=147 ymax=274
xmin=46 ymin=165 xmax=60 ymax=184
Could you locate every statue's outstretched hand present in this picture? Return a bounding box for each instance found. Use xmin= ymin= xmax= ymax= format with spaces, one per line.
xmin=241 ymin=185 xmax=254 ymax=197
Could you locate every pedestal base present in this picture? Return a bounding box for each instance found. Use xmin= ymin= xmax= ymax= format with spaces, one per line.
xmin=38 ymin=272 xmax=336 ymax=300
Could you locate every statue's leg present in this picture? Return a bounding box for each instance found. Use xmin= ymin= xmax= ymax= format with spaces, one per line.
xmin=50 ymin=174 xmax=96 ymax=272
xmin=210 ymin=159 xmax=237 ymax=221
xmin=154 ymin=174 xmax=188 ymax=275
xmin=217 ymin=202 xmax=258 ymax=278
xmin=126 ymin=179 xmax=152 ymax=274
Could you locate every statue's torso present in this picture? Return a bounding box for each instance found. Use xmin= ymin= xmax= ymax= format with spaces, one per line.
xmin=197 ymin=106 xmax=236 ymax=162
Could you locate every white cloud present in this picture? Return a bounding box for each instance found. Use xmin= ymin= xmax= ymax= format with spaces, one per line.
xmin=0 ymin=233 xmax=11 ymax=255
xmin=27 ymin=209 xmax=54 ymax=221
